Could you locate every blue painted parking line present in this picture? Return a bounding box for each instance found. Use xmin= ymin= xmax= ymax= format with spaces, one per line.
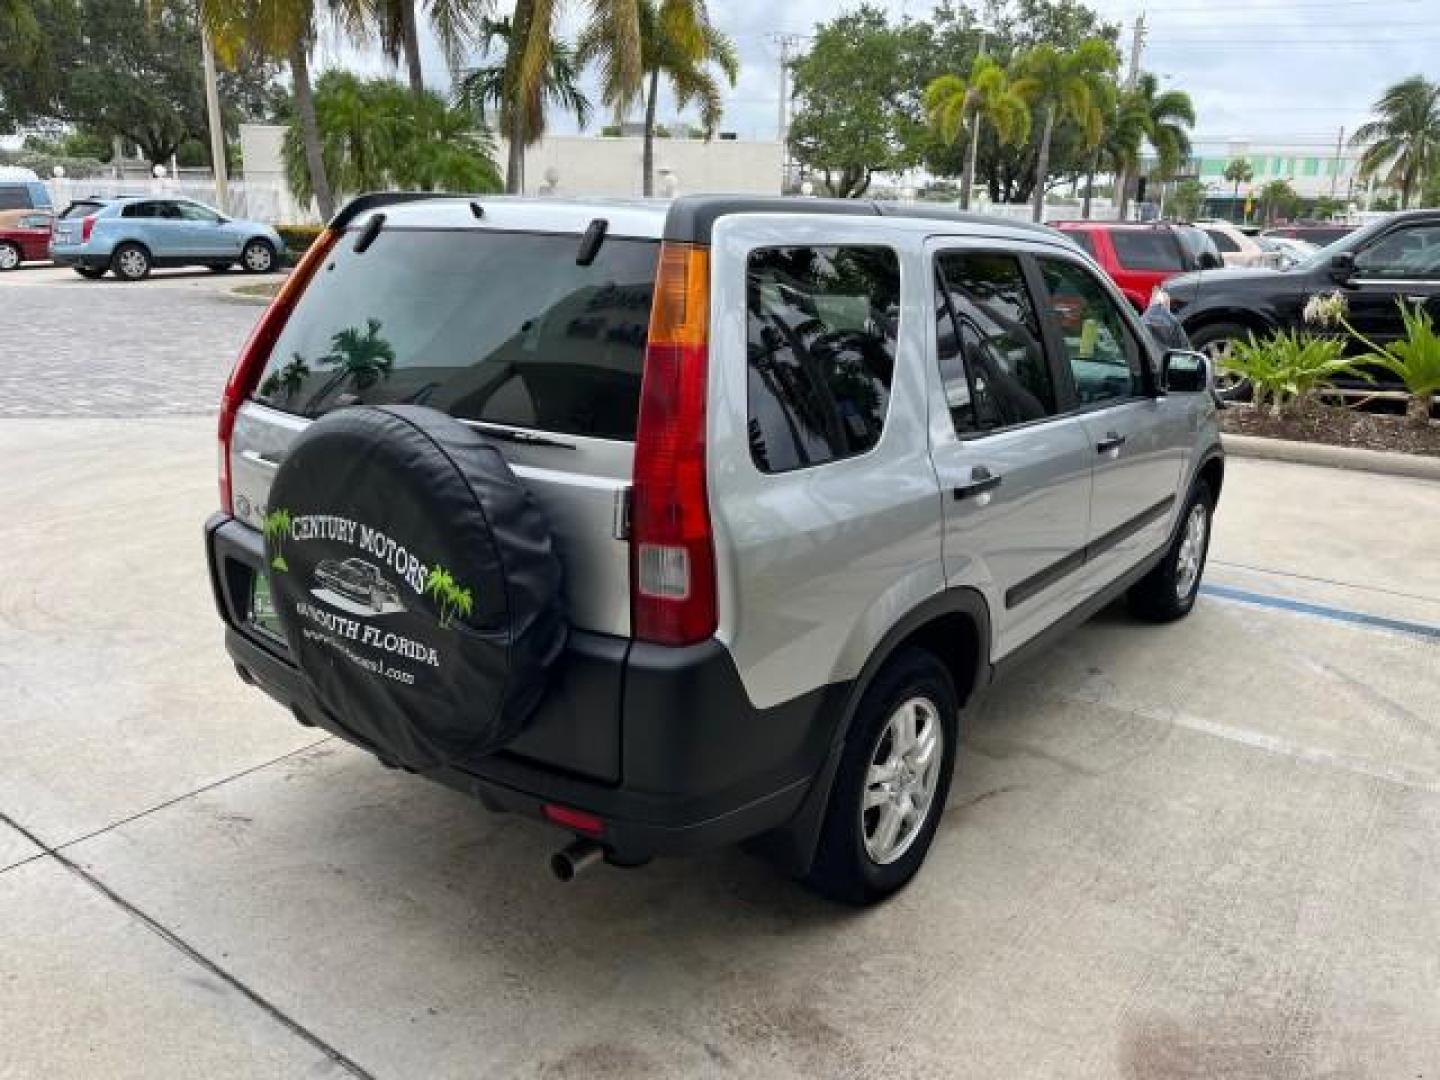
xmin=1200 ymin=583 xmax=1440 ymax=642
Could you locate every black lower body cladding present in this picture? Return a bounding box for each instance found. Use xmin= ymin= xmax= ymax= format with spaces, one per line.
xmin=262 ymin=405 xmax=566 ymax=773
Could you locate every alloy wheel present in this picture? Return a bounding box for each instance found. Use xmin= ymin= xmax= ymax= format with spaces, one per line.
xmin=861 ymin=696 xmax=945 ymax=865
xmin=118 ymin=249 xmax=148 ymax=279
xmin=244 ymin=243 xmax=273 ymax=272
xmin=0 ymin=244 xmax=19 ymax=270
xmin=1175 ymin=503 xmax=1209 ymax=600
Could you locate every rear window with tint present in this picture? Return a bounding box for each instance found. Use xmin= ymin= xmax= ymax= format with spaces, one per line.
xmin=1110 ymin=230 xmax=1184 ymax=271
xmin=1065 ymin=229 xmax=1098 ymax=257
xmin=255 ymin=228 xmax=659 ymax=441
xmin=0 ymin=185 xmax=32 ymax=211
xmin=60 ymin=200 xmax=103 ymax=220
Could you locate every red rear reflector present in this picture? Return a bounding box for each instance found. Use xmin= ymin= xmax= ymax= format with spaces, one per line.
xmin=631 ymin=243 xmax=715 ymax=646
xmin=218 ymin=228 xmax=340 ymax=512
xmin=543 ymin=803 xmax=605 ymax=838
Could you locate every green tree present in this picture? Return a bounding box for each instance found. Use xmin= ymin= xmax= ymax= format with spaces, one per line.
xmin=1083 ymin=79 xmax=1145 ymax=218
xmin=788 ymin=6 xmax=931 ymax=198
xmin=1116 ymin=72 xmax=1194 ymax=218
xmin=1351 ymin=76 xmax=1440 ymax=209
xmin=1258 ymin=178 xmax=1301 ymax=224
xmin=500 ymin=0 xmax=643 ymax=193
xmin=1223 ymin=158 xmax=1253 ymax=221
xmin=0 ymin=0 xmax=284 ymax=168
xmin=368 ymin=0 xmax=487 ymax=97
xmin=0 ymin=0 xmax=39 ymax=59
xmin=202 ymin=0 xmax=339 ymax=218
xmin=923 ymin=56 xmax=1031 ymax=210
xmin=1013 ymin=37 xmax=1118 ymax=222
xmin=284 ymin=72 xmax=501 ymax=205
xmin=579 ymin=0 xmax=738 ymax=196
xmin=1169 ymin=178 xmax=1207 ymax=221
xmin=456 ymin=16 xmax=590 ymax=158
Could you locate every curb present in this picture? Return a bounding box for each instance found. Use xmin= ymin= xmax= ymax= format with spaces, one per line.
xmin=1222 ymin=432 xmax=1440 ymax=481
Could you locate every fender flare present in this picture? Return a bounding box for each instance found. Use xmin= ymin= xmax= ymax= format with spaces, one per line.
xmin=751 ymin=585 xmax=992 ymax=877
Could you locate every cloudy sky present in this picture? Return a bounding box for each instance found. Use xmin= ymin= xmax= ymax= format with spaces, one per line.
xmin=317 ymin=0 xmax=1435 ymax=154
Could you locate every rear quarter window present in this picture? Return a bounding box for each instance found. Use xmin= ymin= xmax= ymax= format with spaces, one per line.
xmin=255 ymin=228 xmax=659 ymax=441
xmin=746 ymin=245 xmax=899 ymax=473
xmin=60 ymin=201 xmax=103 ymax=220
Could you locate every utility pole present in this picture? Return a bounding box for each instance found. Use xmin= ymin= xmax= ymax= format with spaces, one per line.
xmin=769 ymin=33 xmax=805 ymax=193
xmin=1115 ymin=12 xmax=1146 ymax=220
xmin=201 ymin=29 xmax=230 ymax=215
xmin=1329 ymin=125 xmax=1344 ymax=201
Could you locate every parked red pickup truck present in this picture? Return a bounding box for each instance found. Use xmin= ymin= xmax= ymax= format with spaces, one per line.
xmin=0 ymin=208 xmax=53 ymax=271
xmin=1051 ymin=221 xmax=1223 ymax=310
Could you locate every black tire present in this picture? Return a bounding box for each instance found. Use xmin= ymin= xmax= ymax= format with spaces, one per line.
xmin=0 ymin=240 xmax=21 ymax=271
xmin=804 ymin=648 xmax=959 ymax=905
xmin=1127 ymin=479 xmax=1214 ymax=623
xmin=74 ymin=266 xmax=107 ymax=280
xmin=241 ymin=238 xmax=277 ymax=274
xmin=111 ymin=243 xmax=151 ymax=281
xmin=1188 ymin=321 xmax=1253 ymax=402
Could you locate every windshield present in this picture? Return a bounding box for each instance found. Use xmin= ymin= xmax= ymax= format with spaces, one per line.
xmin=1293 ymin=217 xmax=1393 ymax=272
xmin=255 ymin=227 xmax=659 ymax=441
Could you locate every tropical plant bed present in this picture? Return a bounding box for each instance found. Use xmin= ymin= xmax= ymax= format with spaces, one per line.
xmin=1220 ymin=403 xmax=1440 ymax=457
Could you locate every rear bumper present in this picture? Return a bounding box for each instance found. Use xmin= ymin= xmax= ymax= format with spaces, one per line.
xmin=206 ymin=513 xmax=842 ymax=862
xmin=50 ymin=249 xmax=107 ymax=270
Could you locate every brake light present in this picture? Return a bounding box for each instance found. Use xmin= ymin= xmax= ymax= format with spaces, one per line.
xmin=81 ymin=215 xmax=96 ymax=242
xmin=631 ymin=243 xmax=715 ymax=646
xmin=218 ymin=229 xmax=340 ymax=513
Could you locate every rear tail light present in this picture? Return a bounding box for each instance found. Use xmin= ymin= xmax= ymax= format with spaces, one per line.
xmin=631 ymin=242 xmax=715 ymax=646
xmin=218 ymin=229 xmax=340 ymax=513
xmin=542 ymin=803 xmax=605 ymax=838
xmin=81 ymin=215 xmax=96 ymax=242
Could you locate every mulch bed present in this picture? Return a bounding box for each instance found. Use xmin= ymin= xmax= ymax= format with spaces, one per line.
xmin=1220 ymin=403 xmax=1440 ymax=457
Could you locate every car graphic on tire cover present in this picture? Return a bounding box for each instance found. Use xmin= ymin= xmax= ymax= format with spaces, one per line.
xmin=313 ymin=557 xmax=405 ymax=615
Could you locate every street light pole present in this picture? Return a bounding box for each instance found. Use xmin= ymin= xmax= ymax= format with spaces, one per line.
xmin=201 ymin=28 xmax=230 ymax=215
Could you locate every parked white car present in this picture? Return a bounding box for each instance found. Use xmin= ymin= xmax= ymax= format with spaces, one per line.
xmin=1194 ymin=220 xmax=1283 ymax=269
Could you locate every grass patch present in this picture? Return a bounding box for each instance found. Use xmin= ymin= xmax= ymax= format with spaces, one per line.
xmin=232 ymin=281 xmax=282 ymax=300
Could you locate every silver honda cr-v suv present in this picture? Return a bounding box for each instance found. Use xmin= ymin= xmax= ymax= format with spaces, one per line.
xmin=205 ymin=193 xmax=1222 ymax=904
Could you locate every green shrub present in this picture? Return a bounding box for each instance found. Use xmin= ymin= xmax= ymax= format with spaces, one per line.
xmin=276 ymin=224 xmax=324 ymax=259
xmin=1355 ymin=301 xmax=1440 ymax=424
xmin=1222 ymin=330 xmax=1364 ymax=415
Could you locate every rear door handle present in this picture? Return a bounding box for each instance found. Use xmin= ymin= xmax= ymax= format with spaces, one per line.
xmin=1096 ymin=431 xmax=1126 ymax=455
xmin=954 ymin=466 xmax=1002 ymax=504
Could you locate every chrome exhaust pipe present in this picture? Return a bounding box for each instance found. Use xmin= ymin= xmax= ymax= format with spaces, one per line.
xmin=550 ymin=838 xmax=605 ymax=882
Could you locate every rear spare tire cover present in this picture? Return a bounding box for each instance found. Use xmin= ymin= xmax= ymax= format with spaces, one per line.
xmin=263 ymin=405 xmax=567 ymax=771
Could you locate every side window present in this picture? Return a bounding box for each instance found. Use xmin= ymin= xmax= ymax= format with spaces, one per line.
xmin=176 ymin=202 xmax=221 ymax=222
xmin=123 ymin=202 xmax=155 ymax=219
xmin=1066 ymin=230 xmax=1098 ymax=258
xmin=1354 ymin=224 xmax=1440 ymax=279
xmin=1204 ymin=228 xmax=1240 ymax=253
xmin=1037 ymin=258 xmax=1145 ymax=405
xmin=936 ymin=251 xmax=1056 ymax=432
xmin=747 ymin=245 xmax=899 ymax=473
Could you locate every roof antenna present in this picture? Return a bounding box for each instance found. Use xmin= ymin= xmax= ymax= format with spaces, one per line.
xmin=576 ymin=218 xmax=609 ymax=266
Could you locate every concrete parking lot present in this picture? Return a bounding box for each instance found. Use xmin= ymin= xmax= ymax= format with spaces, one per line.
xmin=3 ymin=272 xmax=1439 ymax=1079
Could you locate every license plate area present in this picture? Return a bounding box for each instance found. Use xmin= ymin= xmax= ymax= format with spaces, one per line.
xmin=248 ymin=570 xmax=287 ymax=646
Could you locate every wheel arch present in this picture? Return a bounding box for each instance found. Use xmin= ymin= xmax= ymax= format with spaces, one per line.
xmin=1182 ymin=306 xmax=1275 ymax=342
xmin=750 ymin=586 xmax=992 ymax=877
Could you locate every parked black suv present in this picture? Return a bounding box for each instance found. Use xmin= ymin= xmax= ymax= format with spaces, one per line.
xmin=1166 ymin=210 xmax=1440 ymax=393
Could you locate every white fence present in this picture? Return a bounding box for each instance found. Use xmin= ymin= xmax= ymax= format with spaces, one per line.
xmin=42 ymin=176 xmax=291 ymax=224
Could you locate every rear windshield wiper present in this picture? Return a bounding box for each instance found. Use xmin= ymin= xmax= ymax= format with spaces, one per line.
xmin=466 ymin=421 xmax=576 ymax=450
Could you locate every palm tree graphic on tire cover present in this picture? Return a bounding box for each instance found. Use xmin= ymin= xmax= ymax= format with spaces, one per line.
xmin=424 ymin=565 xmax=474 ymax=629
xmin=262 ymin=508 xmax=293 ymax=571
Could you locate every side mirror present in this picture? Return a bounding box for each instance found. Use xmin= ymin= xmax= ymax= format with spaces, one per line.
xmin=1329 ymin=251 xmax=1356 ymax=282
xmin=1163 ymin=349 xmax=1210 ymax=393
xmin=1198 ymin=251 xmax=1224 ymax=271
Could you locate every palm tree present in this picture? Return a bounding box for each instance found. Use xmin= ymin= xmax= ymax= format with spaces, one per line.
xmin=1116 ymin=74 xmax=1194 ymax=219
xmin=201 ymin=0 xmax=338 ymax=219
xmin=284 ymin=72 xmax=502 ymax=203
xmin=579 ymin=0 xmax=738 ymax=196
xmin=368 ymin=0 xmax=488 ymax=96
xmin=1223 ymin=158 xmax=1253 ymax=222
xmin=1351 ymin=76 xmax=1440 ymax=209
xmin=1013 ymin=38 xmax=1118 ymax=223
xmin=500 ymin=0 xmax=643 ymax=193
xmin=1082 ymin=83 xmax=1145 ymax=219
xmin=924 ymin=56 xmax=1031 ymax=211
xmin=455 ymin=17 xmax=592 ymax=168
